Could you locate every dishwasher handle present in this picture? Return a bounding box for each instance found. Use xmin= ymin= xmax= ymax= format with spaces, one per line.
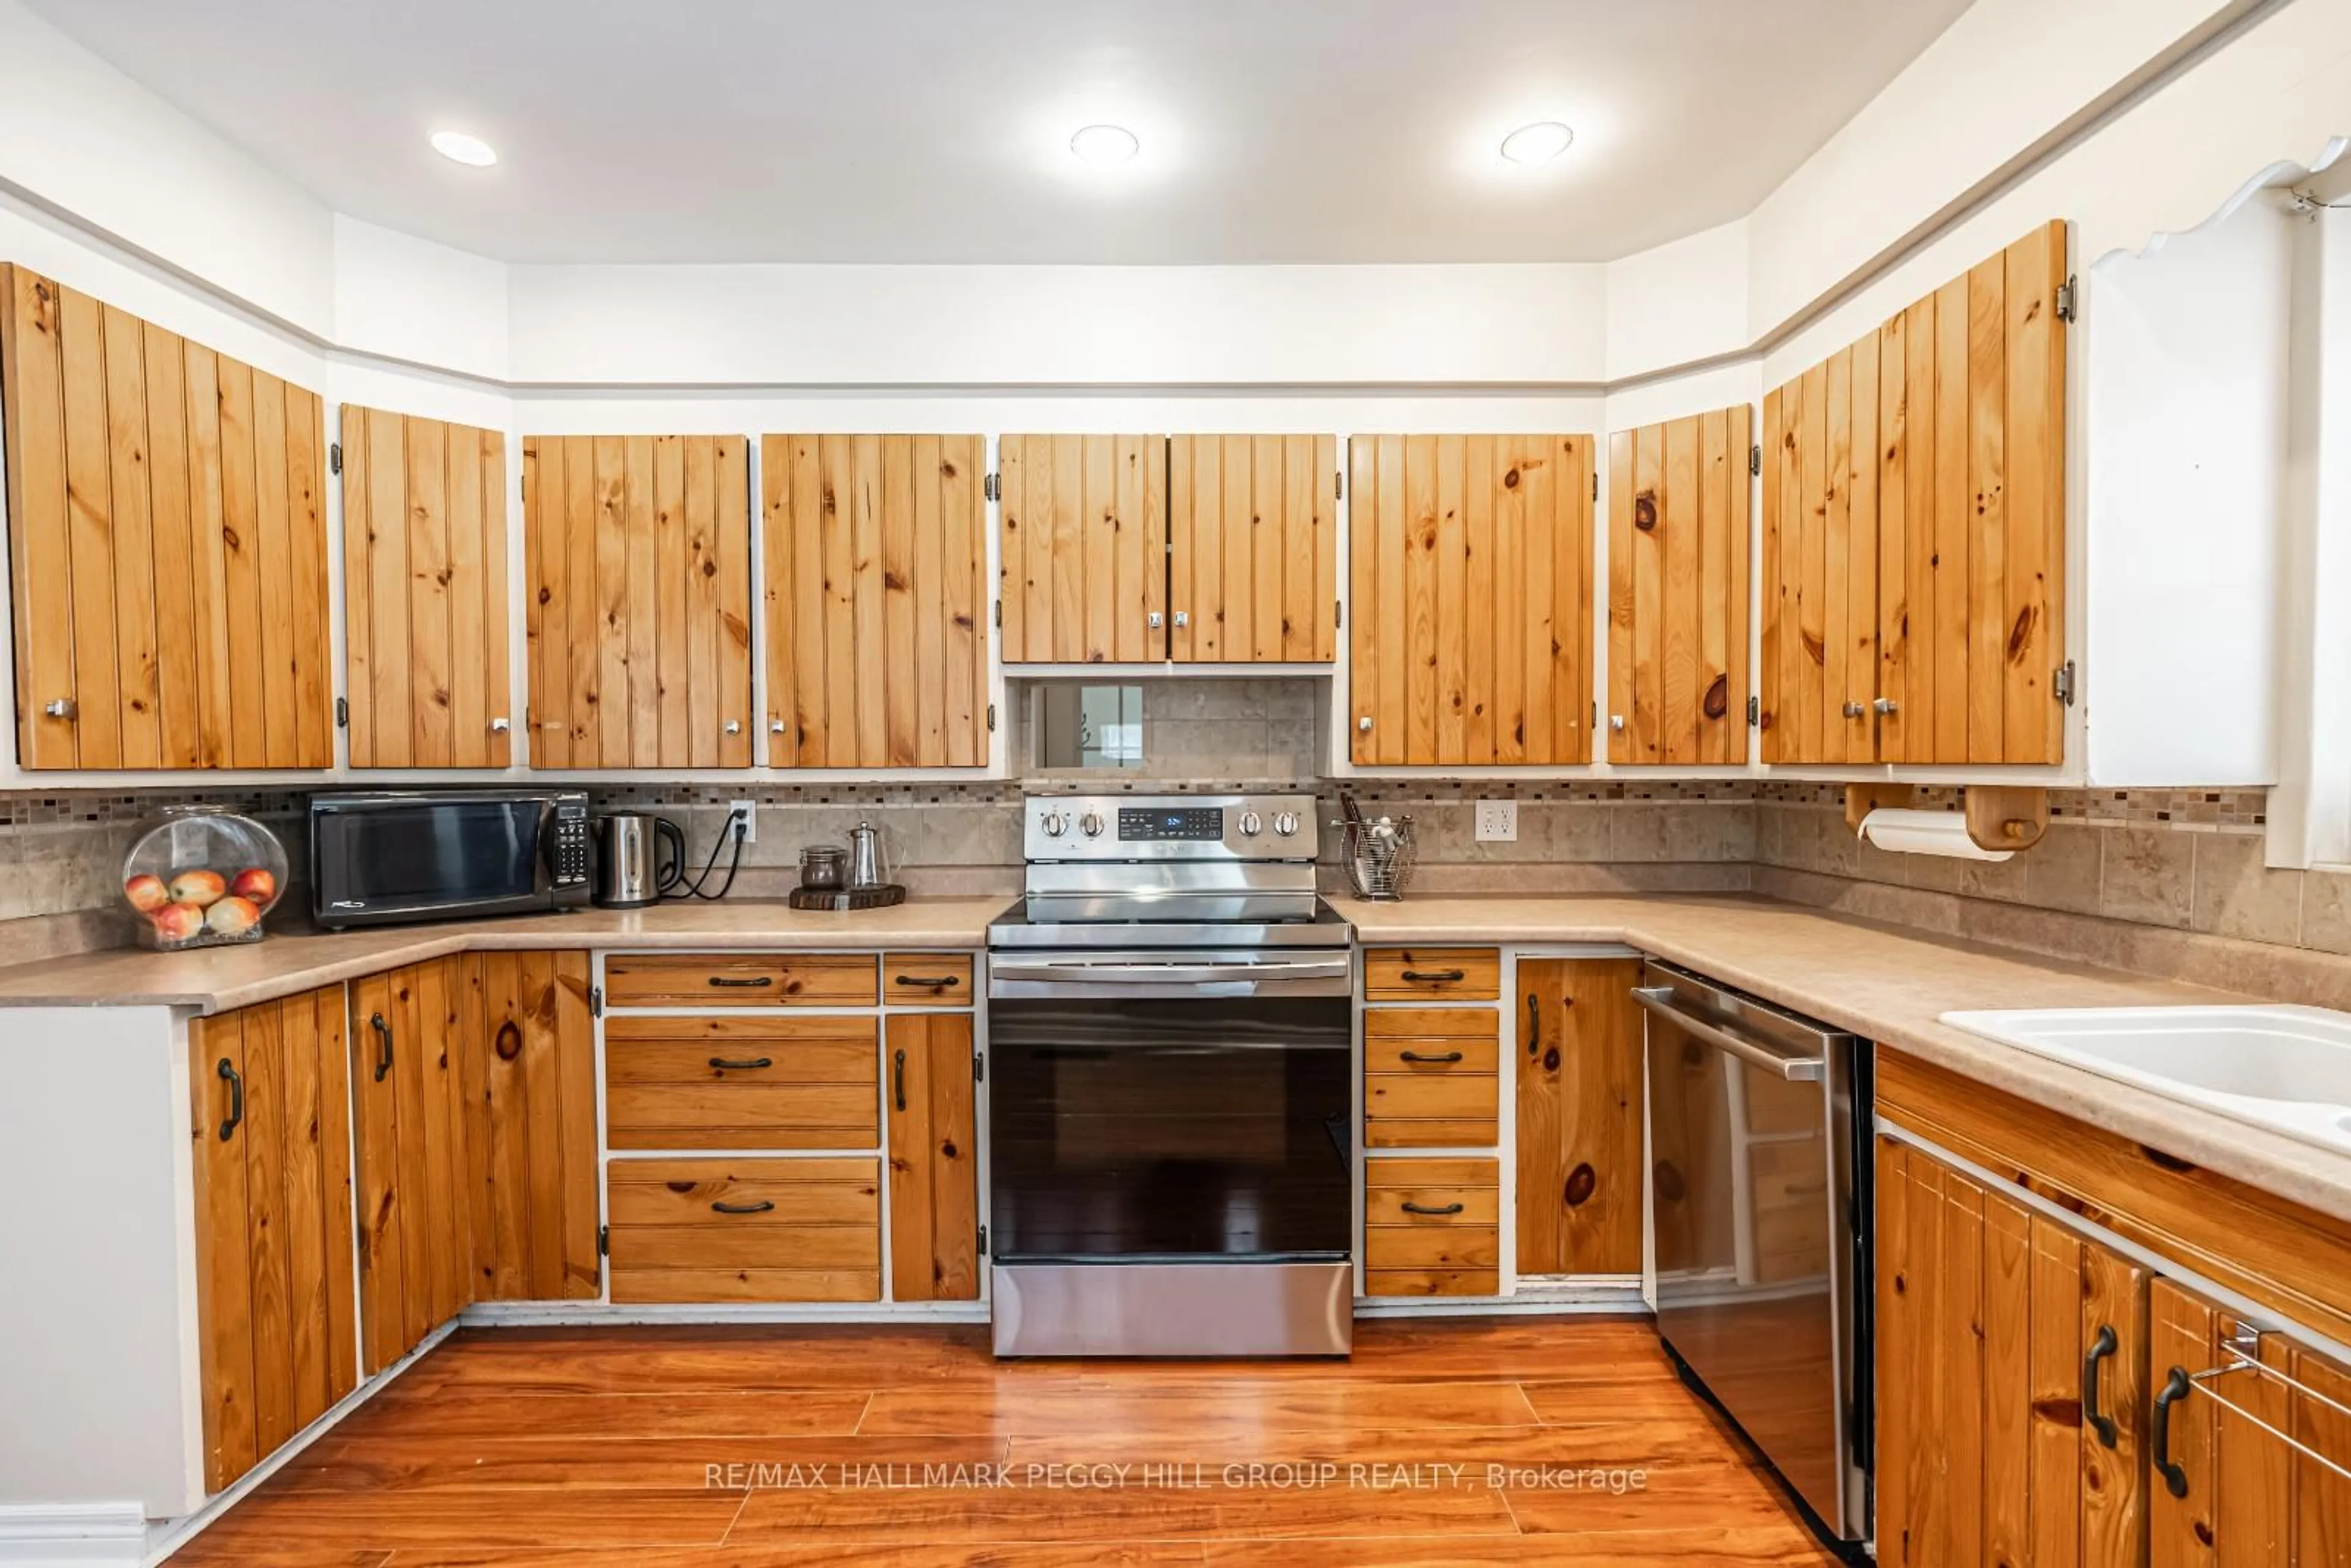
xmin=1630 ymin=986 xmax=1825 ymax=1082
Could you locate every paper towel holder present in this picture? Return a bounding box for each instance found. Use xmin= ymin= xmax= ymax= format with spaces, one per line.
xmin=1843 ymin=784 xmax=2049 ymax=853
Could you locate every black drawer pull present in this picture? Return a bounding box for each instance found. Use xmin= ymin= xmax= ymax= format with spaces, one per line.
xmin=1398 ymin=1050 xmax=1465 ymax=1065
xmin=2084 ymin=1324 xmax=2121 ymax=1448
xmin=894 ymin=1047 xmax=907 ymax=1112
xmin=710 ymin=1199 xmax=775 ymax=1215
xmin=894 ymin=973 xmax=961 ymax=989
xmin=708 ymin=975 xmax=774 ymax=988
xmin=1399 ymin=969 xmax=1466 ymax=983
xmin=216 ymin=1057 xmax=244 ymax=1141
xmin=370 ymin=1011 xmax=394 ymax=1082
xmin=2153 ymin=1365 xmax=2192 ymax=1498
xmin=1400 ymin=1201 xmax=1466 ymax=1217
xmin=708 ymin=1056 xmax=773 ymax=1071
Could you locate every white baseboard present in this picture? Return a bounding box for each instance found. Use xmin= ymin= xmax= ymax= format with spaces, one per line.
xmin=0 ymin=1503 xmax=146 ymax=1568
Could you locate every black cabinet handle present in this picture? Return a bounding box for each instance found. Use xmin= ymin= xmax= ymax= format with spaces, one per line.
xmin=708 ymin=975 xmax=774 ymax=988
xmin=707 ymin=1056 xmax=774 ymax=1071
xmin=710 ymin=1199 xmax=774 ymax=1215
xmin=894 ymin=974 xmax=961 ymax=989
xmin=894 ymin=1047 xmax=907 ymax=1112
xmin=1526 ymin=993 xmax=1541 ymax=1056
xmin=2153 ymin=1366 xmax=2193 ymax=1497
xmin=2084 ymin=1324 xmax=2121 ymax=1448
xmin=1398 ymin=1049 xmax=1464 ymax=1064
xmin=370 ymin=1011 xmax=393 ymax=1083
xmin=1400 ymin=969 xmax=1466 ymax=983
xmin=1400 ymin=1201 xmax=1465 ymax=1217
xmin=216 ymin=1057 xmax=243 ymax=1141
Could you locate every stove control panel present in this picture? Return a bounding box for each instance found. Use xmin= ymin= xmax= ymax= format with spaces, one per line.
xmin=1025 ymin=793 xmax=1319 ymax=861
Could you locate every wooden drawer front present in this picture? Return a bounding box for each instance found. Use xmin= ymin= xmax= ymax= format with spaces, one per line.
xmin=1363 ymin=949 xmax=1501 ymax=1001
xmin=607 ymin=1158 xmax=880 ymax=1304
xmin=605 ymin=1017 xmax=877 ymax=1150
xmin=882 ymin=953 xmax=975 ymax=1006
xmin=1366 ymin=1075 xmax=1497 ymax=1122
xmin=1364 ymin=1036 xmax=1499 ymax=1076
xmin=1365 ymin=1158 xmax=1499 ymax=1296
xmin=604 ymin=953 xmax=877 ymax=1008
xmin=1365 ymin=1018 xmax=1498 ymax=1148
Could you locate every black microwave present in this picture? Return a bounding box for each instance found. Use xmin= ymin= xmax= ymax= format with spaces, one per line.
xmin=310 ymin=790 xmax=591 ymax=929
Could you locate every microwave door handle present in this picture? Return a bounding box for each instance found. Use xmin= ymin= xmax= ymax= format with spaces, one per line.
xmin=1629 ymin=986 xmax=1826 ymax=1082
xmin=990 ymin=958 xmax=1352 ymax=986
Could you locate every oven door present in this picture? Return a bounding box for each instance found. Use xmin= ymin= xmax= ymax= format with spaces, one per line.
xmin=987 ymin=952 xmax=1353 ymax=1263
xmin=312 ymin=794 xmax=555 ymax=926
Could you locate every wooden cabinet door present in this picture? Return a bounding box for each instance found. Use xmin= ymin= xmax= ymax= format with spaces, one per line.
xmin=349 ymin=959 xmax=477 ymax=1375
xmin=461 ymin=951 xmax=601 ymax=1302
xmin=763 ymin=434 xmax=990 ymax=765
xmin=2151 ymin=1278 xmax=2351 ymax=1566
xmin=1168 ymin=434 xmax=1337 ymax=664
xmin=1878 ymin=1136 xmax=2147 ymax=1567
xmin=1607 ymin=406 xmax=1751 ymax=764
xmin=997 ymin=433 xmax=1166 ymax=665
xmin=520 ymin=434 xmax=751 ymax=768
xmin=1761 ymin=221 xmax=2067 ymax=765
xmin=885 ymin=1012 xmax=978 ymax=1302
xmin=340 ymin=405 xmax=511 ymax=767
xmin=1347 ymin=434 xmax=1593 ymax=766
xmin=1 ymin=264 xmax=332 ymax=770
xmin=189 ymin=985 xmax=356 ymax=1494
xmin=1515 ymin=958 xmax=1643 ymax=1276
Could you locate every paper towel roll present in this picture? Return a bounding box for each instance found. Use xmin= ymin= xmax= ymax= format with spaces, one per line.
xmin=1855 ymin=807 xmax=2015 ymax=862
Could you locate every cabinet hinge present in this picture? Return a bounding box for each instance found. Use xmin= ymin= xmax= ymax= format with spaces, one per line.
xmin=2053 ymin=659 xmax=2077 ymax=707
xmin=1333 ymin=599 xmax=1343 ymax=631
xmin=973 ymin=1049 xmax=985 ymax=1084
xmin=590 ymin=985 xmax=605 ymax=1018
xmin=978 ymin=1223 xmax=990 ymax=1256
xmin=1748 ymin=694 xmax=1760 ymax=727
xmin=1750 ymin=443 xmax=1762 ymax=478
xmin=335 ymin=696 xmax=349 ymax=729
xmin=2055 ymin=276 xmax=2078 ymax=323
xmin=984 ymin=473 xmax=1000 ymax=503
xmin=329 ymin=441 xmax=342 ymax=475
xmin=1592 ymin=472 xmax=1599 ymax=503
xmin=597 ymin=1224 xmax=609 ymax=1258
xmin=994 ymin=598 xmax=1002 ymax=630
xmin=1334 ymin=470 xmax=1343 ymax=501
xmin=986 ymin=703 xmax=997 ymax=733
xmin=1591 ymin=700 xmax=1599 ymax=730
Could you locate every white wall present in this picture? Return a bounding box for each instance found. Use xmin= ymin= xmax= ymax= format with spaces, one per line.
xmin=333 ymin=216 xmax=511 ymax=381
xmin=1603 ymin=221 xmax=1750 ymax=384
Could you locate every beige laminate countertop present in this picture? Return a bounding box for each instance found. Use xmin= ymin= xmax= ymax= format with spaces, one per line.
xmin=0 ymin=897 xmax=1011 ymax=1014
xmin=1337 ymin=893 xmax=2351 ymax=1223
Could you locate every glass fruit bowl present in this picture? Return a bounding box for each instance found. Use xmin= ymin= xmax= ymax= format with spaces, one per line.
xmin=120 ymin=806 xmax=289 ymax=950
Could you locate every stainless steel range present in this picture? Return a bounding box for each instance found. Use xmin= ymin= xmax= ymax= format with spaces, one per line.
xmin=986 ymin=792 xmax=1353 ymax=1357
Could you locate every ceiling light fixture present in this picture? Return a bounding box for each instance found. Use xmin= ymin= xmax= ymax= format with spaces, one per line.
xmin=1499 ymin=122 xmax=1574 ymax=166
xmin=430 ymin=130 xmax=498 ymax=168
xmin=1069 ymin=124 xmax=1140 ymax=166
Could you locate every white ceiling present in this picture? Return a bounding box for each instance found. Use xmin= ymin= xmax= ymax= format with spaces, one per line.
xmin=28 ymin=0 xmax=1971 ymax=266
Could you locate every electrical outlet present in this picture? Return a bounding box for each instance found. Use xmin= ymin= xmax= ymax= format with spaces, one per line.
xmin=728 ymin=800 xmax=757 ymax=843
xmin=1475 ymin=799 xmax=1517 ymax=842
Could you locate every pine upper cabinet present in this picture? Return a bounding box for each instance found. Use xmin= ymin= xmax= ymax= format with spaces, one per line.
xmin=520 ymin=434 xmax=752 ymax=769
xmin=885 ymin=1012 xmax=980 ymax=1302
xmin=1877 ymin=1136 xmax=2148 ymax=1567
xmin=997 ymin=433 xmax=1168 ymax=665
xmin=2150 ymin=1278 xmax=2351 ymax=1564
xmin=1606 ymin=406 xmax=1752 ymax=764
xmin=188 ymin=986 xmax=356 ymax=1494
xmin=1168 ymin=434 xmax=1338 ymax=664
xmin=340 ymin=406 xmax=512 ymax=767
xmin=1515 ymin=958 xmax=1644 ymax=1276
xmin=0 ymin=264 xmax=333 ymax=770
xmin=763 ymin=434 xmax=991 ymax=766
xmin=1761 ymin=221 xmax=2068 ymax=765
xmin=1348 ymin=434 xmax=1595 ymax=767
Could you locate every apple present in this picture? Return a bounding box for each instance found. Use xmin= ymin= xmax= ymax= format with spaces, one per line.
xmin=151 ymin=902 xmax=205 ymax=942
xmin=124 ymin=873 xmax=169 ymax=912
xmin=167 ymin=869 xmax=227 ymax=908
xmin=204 ymin=896 xmax=261 ymax=937
xmin=230 ymin=867 xmax=277 ymax=906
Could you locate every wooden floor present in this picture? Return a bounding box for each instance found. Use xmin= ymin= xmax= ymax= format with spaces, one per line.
xmin=168 ymin=1317 xmax=1840 ymax=1566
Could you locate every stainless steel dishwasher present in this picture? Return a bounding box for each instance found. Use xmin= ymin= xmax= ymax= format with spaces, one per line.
xmin=1635 ymin=959 xmax=1872 ymax=1548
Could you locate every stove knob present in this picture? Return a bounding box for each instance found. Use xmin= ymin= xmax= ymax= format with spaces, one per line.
xmin=1237 ymin=810 xmax=1263 ymax=837
xmin=1079 ymin=811 xmax=1105 ymax=838
xmin=1040 ymin=810 xmax=1069 ymax=838
xmin=1273 ymin=810 xmax=1301 ymax=838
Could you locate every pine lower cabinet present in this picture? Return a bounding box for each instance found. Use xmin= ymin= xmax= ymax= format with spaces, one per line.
xmin=885 ymin=1011 xmax=980 ymax=1302
xmin=1361 ymin=948 xmax=1502 ymax=1297
xmin=188 ymin=986 xmax=358 ymax=1493
xmin=1515 ymin=958 xmax=1644 ymax=1277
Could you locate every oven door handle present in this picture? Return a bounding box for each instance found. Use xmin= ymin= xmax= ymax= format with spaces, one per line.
xmin=989 ymin=958 xmax=1352 ymax=986
xmin=1630 ymin=986 xmax=1824 ymax=1082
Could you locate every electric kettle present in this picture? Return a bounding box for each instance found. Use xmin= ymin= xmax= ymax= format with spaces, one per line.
xmin=593 ymin=812 xmax=685 ymax=909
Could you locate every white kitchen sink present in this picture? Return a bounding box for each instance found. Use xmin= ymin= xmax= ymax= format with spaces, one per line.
xmin=1938 ymin=1005 xmax=2351 ymax=1157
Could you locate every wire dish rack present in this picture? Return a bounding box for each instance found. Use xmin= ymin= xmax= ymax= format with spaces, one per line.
xmin=1336 ymin=815 xmax=1416 ymax=901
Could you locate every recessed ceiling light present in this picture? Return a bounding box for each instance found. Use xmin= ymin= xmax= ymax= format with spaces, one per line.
xmin=1069 ymin=124 xmax=1140 ymax=166
xmin=1499 ymin=122 xmax=1574 ymax=166
xmin=430 ymin=130 xmax=498 ymax=168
